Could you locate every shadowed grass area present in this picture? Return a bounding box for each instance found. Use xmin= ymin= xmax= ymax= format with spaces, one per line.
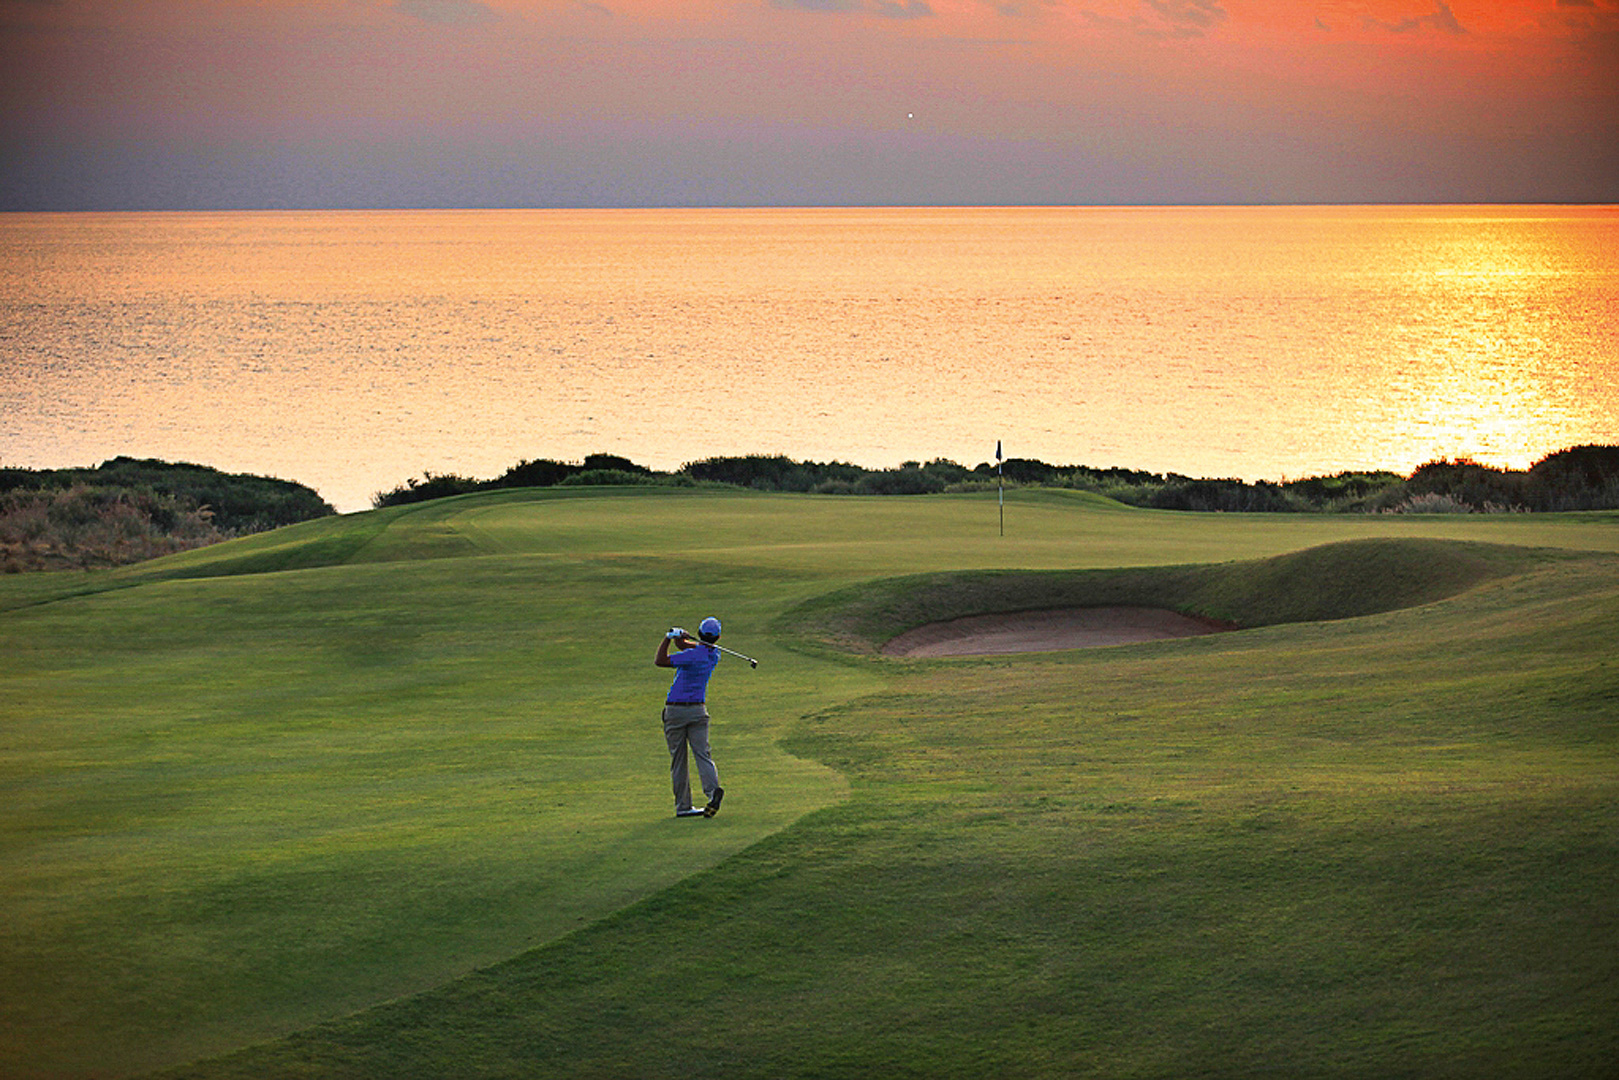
xmin=2 ymin=489 xmax=1616 ymax=1078
xmin=779 ymin=537 xmax=1543 ymax=653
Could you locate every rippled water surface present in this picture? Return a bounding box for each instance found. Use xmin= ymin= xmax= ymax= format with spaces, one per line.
xmin=3 ymin=206 xmax=1614 ymax=511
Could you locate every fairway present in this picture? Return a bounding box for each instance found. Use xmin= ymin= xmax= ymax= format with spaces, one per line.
xmin=2 ymin=489 xmax=1616 ymax=1078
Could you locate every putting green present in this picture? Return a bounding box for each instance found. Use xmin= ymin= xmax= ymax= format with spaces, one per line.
xmin=2 ymin=488 xmax=1615 ymax=1077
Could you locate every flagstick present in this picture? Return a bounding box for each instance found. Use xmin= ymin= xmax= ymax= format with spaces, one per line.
xmin=990 ymin=440 xmax=1003 ymax=537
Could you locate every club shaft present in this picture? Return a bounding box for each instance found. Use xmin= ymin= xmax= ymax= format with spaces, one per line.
xmin=706 ymin=642 xmax=757 ymax=664
xmin=673 ymin=635 xmax=756 ymax=665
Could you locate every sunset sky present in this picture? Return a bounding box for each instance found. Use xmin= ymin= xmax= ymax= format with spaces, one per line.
xmin=2 ymin=0 xmax=1616 ymax=208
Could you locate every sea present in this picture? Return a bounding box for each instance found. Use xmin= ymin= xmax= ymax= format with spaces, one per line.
xmin=2 ymin=205 xmax=1615 ymax=513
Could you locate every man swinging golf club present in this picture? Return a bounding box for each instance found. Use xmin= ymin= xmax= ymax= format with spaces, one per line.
xmin=654 ymin=617 xmax=727 ymax=819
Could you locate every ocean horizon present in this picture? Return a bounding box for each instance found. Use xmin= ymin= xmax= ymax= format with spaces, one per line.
xmin=4 ymin=205 xmax=1615 ymax=512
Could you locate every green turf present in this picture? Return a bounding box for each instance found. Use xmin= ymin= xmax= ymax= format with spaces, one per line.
xmin=2 ymin=488 xmax=1616 ymax=1078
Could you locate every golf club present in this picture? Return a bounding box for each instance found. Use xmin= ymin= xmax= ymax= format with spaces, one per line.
xmin=669 ymin=628 xmax=759 ymax=668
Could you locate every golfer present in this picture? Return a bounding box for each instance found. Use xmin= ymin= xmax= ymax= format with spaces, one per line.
xmin=654 ymin=617 xmax=726 ymax=819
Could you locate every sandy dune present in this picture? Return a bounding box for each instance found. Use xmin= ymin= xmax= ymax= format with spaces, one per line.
xmin=881 ymin=607 xmax=1229 ymax=657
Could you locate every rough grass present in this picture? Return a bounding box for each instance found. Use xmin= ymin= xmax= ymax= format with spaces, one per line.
xmin=2 ymin=489 xmax=1616 ymax=1078
xmin=0 ymin=485 xmax=226 ymax=572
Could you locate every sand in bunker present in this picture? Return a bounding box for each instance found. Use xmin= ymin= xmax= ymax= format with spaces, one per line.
xmin=882 ymin=607 xmax=1228 ymax=657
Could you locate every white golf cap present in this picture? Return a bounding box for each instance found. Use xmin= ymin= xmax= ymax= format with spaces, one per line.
xmin=699 ymin=616 xmax=721 ymax=641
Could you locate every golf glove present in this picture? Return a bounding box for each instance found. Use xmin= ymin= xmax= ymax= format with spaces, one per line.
xmin=667 ymin=627 xmax=687 ymax=640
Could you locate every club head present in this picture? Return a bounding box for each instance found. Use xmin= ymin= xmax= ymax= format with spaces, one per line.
xmin=749 ymin=659 xmax=758 ymax=669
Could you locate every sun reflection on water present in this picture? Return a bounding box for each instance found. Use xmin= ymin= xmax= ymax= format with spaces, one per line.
xmin=1 ymin=206 xmax=1614 ymax=511
xmin=1364 ymin=207 xmax=1614 ymax=474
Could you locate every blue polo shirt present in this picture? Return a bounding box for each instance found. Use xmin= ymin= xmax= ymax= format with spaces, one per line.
xmin=666 ymin=644 xmax=720 ymax=704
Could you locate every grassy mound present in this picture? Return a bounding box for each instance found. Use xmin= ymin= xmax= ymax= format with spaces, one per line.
xmin=162 ymin=534 xmax=1619 ymax=1079
xmin=2 ymin=490 xmax=1616 ymax=1078
xmin=781 ymin=537 xmax=1538 ymax=655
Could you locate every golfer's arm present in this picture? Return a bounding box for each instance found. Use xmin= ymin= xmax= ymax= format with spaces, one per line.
xmin=655 ymin=637 xmax=675 ymax=667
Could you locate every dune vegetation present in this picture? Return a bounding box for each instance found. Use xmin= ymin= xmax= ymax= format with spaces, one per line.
xmin=0 ymin=458 xmax=335 ymax=572
xmin=2 ymin=487 xmax=1615 ymax=1078
xmin=372 ymin=445 xmax=1619 ymax=513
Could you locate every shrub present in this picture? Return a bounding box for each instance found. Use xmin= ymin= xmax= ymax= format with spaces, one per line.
xmin=1 ymin=458 xmax=333 ymax=532
xmin=856 ymin=467 xmax=947 ymax=496
xmin=920 ymin=458 xmax=973 ymax=484
xmin=1525 ymin=445 xmax=1619 ymax=511
xmin=942 ymin=479 xmax=1001 ymax=494
xmin=988 ymin=457 xmax=1065 ymax=484
xmin=371 ymin=473 xmax=482 ymax=508
xmin=580 ymin=453 xmax=652 ymax=475
xmin=495 ymin=458 xmax=581 ymax=488
xmin=372 ymin=445 xmax=1619 ymax=513
xmin=0 ymin=457 xmax=331 ymax=572
xmin=1282 ymin=470 xmax=1406 ymax=511
xmin=0 ymin=485 xmax=225 ymax=570
xmin=1389 ymin=492 xmax=1474 ymax=514
xmin=557 ymin=469 xmax=655 ymax=486
xmin=683 ymin=455 xmax=865 ymax=492
xmin=86 ymin=457 xmax=331 ymax=530
xmin=1405 ymin=458 xmax=1528 ymax=510
xmin=1130 ymin=478 xmax=1303 ymax=513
